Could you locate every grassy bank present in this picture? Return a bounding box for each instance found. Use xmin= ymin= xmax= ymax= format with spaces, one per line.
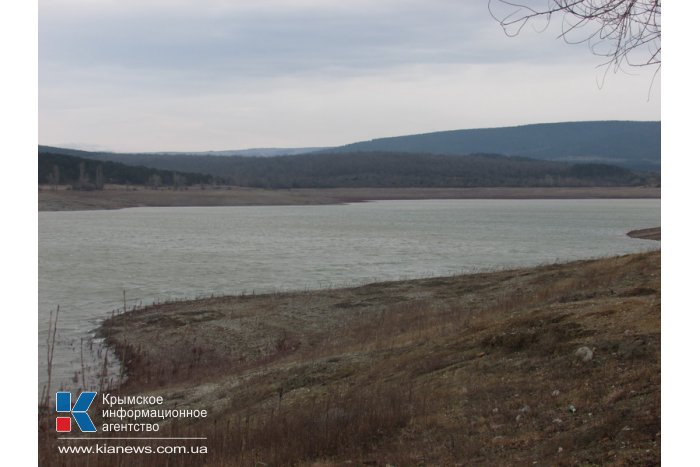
xmin=38 ymin=185 xmax=661 ymax=211
xmin=40 ymin=249 xmax=660 ymax=466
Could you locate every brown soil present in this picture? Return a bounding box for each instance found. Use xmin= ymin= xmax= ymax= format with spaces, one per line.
xmin=628 ymin=227 xmax=661 ymax=241
xmin=38 ymin=185 xmax=661 ymax=211
xmin=44 ymin=250 xmax=661 ymax=466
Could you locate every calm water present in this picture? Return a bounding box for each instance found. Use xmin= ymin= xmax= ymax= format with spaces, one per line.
xmin=38 ymin=199 xmax=660 ymax=394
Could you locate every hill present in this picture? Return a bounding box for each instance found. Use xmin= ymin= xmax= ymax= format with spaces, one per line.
xmin=38 ymin=145 xmax=328 ymax=158
xmin=153 ymin=147 xmax=329 ymax=157
xmin=39 ymin=149 xmax=657 ymax=189
xmin=333 ymin=121 xmax=660 ymax=171
xmin=39 ymin=152 xmax=222 ymax=189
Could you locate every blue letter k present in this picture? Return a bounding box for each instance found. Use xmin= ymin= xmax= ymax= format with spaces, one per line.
xmin=56 ymin=392 xmax=97 ymax=432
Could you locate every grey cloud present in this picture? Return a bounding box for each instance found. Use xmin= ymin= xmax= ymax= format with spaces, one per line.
xmin=39 ymin=1 xmax=658 ymax=152
xmin=40 ymin=1 xmax=580 ymax=82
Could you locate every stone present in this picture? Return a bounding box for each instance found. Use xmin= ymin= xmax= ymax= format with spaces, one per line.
xmin=575 ymin=346 xmax=594 ymax=362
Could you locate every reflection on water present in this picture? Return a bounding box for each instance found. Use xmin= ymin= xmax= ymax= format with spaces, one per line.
xmin=38 ymin=199 xmax=660 ymax=395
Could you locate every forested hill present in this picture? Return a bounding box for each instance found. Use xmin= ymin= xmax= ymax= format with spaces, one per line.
xmin=38 ymin=121 xmax=660 ymax=172
xmin=332 ymin=121 xmax=660 ymax=171
xmin=39 ymin=149 xmax=658 ymax=189
xmin=39 ymin=152 xmax=221 ymax=188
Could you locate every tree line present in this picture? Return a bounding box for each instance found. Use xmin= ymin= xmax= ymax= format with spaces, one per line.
xmin=78 ymin=150 xmax=659 ymax=188
xmin=39 ymin=152 xmax=222 ymax=190
xmin=40 ymin=149 xmax=659 ymax=189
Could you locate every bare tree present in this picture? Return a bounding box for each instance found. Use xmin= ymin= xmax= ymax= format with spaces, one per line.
xmin=172 ymin=172 xmax=187 ymax=190
xmin=47 ymin=164 xmax=60 ymax=190
xmin=75 ymin=161 xmax=89 ymax=190
xmin=148 ymin=173 xmax=162 ymax=189
xmin=489 ymin=0 xmax=660 ymax=74
xmin=95 ymin=165 xmax=104 ymax=190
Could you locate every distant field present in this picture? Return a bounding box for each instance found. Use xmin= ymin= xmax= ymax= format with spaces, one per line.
xmin=38 ymin=185 xmax=661 ymax=211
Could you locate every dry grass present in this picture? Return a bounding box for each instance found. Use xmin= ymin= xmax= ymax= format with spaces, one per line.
xmin=40 ymin=251 xmax=660 ymax=466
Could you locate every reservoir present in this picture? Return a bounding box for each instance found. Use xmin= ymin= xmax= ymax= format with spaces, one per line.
xmin=38 ymin=199 xmax=660 ymax=395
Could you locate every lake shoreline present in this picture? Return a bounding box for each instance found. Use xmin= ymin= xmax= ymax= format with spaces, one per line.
xmin=38 ymin=199 xmax=660 ymax=398
xmin=38 ymin=185 xmax=661 ymax=211
xmin=627 ymin=226 xmax=661 ymax=241
xmin=93 ymin=249 xmax=660 ymax=465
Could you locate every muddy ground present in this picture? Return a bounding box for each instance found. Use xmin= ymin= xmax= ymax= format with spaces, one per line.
xmin=39 ymin=185 xmax=661 ymax=211
xmin=628 ymin=227 xmax=661 ymax=241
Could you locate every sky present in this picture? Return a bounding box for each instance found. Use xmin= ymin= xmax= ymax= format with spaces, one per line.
xmin=39 ymin=0 xmax=661 ymax=152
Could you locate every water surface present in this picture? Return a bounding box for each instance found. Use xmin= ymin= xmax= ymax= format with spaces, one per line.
xmin=38 ymin=199 xmax=660 ymax=394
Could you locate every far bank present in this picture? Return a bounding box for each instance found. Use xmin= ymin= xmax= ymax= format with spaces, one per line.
xmin=38 ymin=185 xmax=661 ymax=212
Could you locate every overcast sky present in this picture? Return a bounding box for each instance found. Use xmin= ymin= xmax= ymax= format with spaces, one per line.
xmin=39 ymin=0 xmax=661 ymax=152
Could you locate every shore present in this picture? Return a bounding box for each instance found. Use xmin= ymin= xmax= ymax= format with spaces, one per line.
xmin=89 ymin=249 xmax=660 ymax=466
xmin=628 ymin=227 xmax=661 ymax=241
xmin=39 ymin=185 xmax=661 ymax=211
